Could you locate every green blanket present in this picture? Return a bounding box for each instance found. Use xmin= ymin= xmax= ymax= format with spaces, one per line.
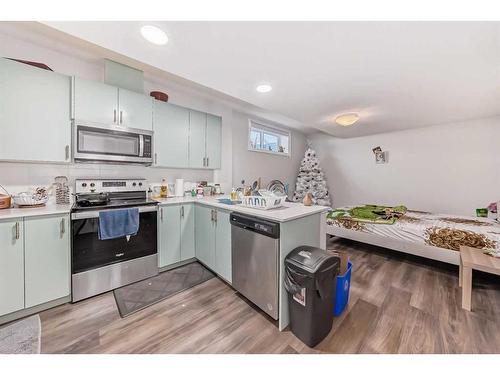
xmin=327 ymin=204 xmax=407 ymax=225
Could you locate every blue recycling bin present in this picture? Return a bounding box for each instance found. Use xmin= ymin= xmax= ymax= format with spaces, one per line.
xmin=333 ymin=261 xmax=352 ymax=316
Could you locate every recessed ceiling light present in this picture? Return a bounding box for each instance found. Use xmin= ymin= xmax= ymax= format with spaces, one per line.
xmin=140 ymin=25 xmax=168 ymax=45
xmin=335 ymin=113 xmax=360 ymax=127
xmin=256 ymin=84 xmax=272 ymax=93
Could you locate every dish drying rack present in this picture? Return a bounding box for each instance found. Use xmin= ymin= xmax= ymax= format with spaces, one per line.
xmin=240 ymin=190 xmax=285 ymax=210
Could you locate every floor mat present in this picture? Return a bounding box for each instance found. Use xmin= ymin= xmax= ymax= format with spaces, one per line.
xmin=0 ymin=315 xmax=41 ymax=354
xmin=113 ymin=261 xmax=215 ymax=317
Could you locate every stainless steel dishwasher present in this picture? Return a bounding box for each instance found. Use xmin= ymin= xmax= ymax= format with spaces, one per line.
xmin=230 ymin=212 xmax=280 ymax=320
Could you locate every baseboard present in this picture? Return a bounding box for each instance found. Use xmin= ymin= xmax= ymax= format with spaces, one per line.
xmin=0 ymin=296 xmax=71 ymax=326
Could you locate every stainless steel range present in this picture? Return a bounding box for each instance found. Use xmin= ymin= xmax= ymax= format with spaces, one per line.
xmin=71 ymin=178 xmax=158 ymax=302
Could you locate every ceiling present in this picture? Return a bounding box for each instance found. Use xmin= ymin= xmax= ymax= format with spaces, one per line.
xmin=44 ymin=21 xmax=500 ymax=137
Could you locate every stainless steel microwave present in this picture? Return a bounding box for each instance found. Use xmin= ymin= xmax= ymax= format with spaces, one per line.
xmin=73 ymin=121 xmax=153 ymax=165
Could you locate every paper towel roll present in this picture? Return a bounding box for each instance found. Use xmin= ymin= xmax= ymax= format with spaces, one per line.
xmin=174 ymin=179 xmax=184 ymax=197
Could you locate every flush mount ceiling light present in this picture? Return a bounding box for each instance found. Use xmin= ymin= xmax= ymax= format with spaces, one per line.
xmin=140 ymin=25 xmax=168 ymax=45
xmin=256 ymin=84 xmax=272 ymax=93
xmin=335 ymin=113 xmax=360 ymax=127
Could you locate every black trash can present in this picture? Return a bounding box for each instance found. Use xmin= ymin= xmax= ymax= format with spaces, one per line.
xmin=284 ymin=246 xmax=340 ymax=347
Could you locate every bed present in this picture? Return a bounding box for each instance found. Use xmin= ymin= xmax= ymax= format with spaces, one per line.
xmin=321 ymin=206 xmax=500 ymax=265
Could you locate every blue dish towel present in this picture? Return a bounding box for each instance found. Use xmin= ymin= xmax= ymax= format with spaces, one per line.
xmin=98 ymin=208 xmax=140 ymax=240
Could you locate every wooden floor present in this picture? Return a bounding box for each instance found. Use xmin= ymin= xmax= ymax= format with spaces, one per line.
xmin=37 ymin=237 xmax=500 ymax=354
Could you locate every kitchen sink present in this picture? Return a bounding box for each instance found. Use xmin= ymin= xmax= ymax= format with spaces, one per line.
xmin=217 ymin=198 xmax=242 ymax=205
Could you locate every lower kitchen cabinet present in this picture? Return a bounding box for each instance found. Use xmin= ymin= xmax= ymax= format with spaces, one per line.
xmin=158 ymin=203 xmax=195 ymax=268
xmin=158 ymin=205 xmax=181 ymax=267
xmin=0 ymin=214 xmax=70 ymax=318
xmin=195 ymin=205 xmax=232 ymax=283
xmin=24 ymin=214 xmax=70 ymax=308
xmin=214 ymin=210 xmax=232 ymax=283
xmin=0 ymin=219 xmax=24 ymax=316
xmin=194 ymin=205 xmax=216 ymax=269
xmin=180 ymin=203 xmax=195 ymax=260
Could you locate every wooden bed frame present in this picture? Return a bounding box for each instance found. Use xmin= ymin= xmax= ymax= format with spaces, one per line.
xmin=320 ymin=212 xmax=460 ymax=265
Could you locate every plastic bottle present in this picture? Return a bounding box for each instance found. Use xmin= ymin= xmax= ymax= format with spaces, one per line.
xmin=160 ymin=178 xmax=168 ymax=198
xmin=230 ymin=188 xmax=237 ymax=201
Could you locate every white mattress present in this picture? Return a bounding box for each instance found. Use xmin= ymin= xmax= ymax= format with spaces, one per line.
xmin=327 ymin=209 xmax=500 ymax=252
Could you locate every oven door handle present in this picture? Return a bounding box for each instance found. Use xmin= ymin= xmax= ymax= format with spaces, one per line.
xmin=71 ymin=205 xmax=158 ymax=220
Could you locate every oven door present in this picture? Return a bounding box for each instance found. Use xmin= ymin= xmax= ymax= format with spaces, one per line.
xmin=73 ymin=122 xmax=153 ymax=164
xmin=71 ymin=206 xmax=157 ymax=274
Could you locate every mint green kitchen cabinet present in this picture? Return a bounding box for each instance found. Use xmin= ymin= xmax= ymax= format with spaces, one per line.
xmin=73 ymin=77 xmax=153 ymax=130
xmin=189 ymin=109 xmax=207 ymax=169
xmin=73 ymin=77 xmax=119 ymax=125
xmin=24 ymin=214 xmax=70 ymax=309
xmin=214 ymin=209 xmax=232 ymax=283
xmin=158 ymin=204 xmax=195 ymax=268
xmin=158 ymin=205 xmax=181 ymax=267
xmin=118 ymin=88 xmax=153 ymax=130
xmin=154 ymin=102 xmax=190 ymax=168
xmin=195 ymin=205 xmax=216 ymax=269
xmin=195 ymin=206 xmax=232 ymax=283
xmin=188 ymin=110 xmax=222 ymax=169
xmin=0 ymin=58 xmax=71 ymax=163
xmin=0 ymin=219 xmax=24 ymax=316
xmin=205 ymin=114 xmax=222 ymax=169
xmin=180 ymin=204 xmax=195 ymax=261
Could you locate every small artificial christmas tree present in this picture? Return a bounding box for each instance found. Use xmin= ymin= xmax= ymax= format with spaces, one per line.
xmin=292 ymin=146 xmax=332 ymax=207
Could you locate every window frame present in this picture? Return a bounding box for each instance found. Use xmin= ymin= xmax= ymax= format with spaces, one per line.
xmin=247 ymin=119 xmax=291 ymax=157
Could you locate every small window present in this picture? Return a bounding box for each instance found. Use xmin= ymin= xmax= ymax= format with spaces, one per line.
xmin=248 ymin=120 xmax=290 ymax=156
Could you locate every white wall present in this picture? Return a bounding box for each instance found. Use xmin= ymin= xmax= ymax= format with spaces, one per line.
xmin=309 ymin=116 xmax=500 ymax=216
xmin=232 ymin=110 xmax=307 ymax=197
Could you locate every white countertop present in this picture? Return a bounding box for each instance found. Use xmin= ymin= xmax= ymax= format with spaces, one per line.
xmin=0 ymin=201 xmax=72 ymax=220
xmin=0 ymin=195 xmax=329 ymax=223
xmin=155 ymin=195 xmax=329 ymax=222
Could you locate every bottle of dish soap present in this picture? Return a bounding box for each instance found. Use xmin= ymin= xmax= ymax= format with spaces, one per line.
xmin=230 ymin=188 xmax=238 ymax=201
xmin=160 ymin=178 xmax=168 ymax=198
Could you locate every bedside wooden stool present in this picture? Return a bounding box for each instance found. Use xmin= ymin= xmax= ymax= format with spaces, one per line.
xmin=459 ymin=245 xmax=500 ymax=311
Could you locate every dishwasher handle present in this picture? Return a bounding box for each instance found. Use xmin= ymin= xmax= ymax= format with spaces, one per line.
xmin=230 ymin=212 xmax=280 ymax=239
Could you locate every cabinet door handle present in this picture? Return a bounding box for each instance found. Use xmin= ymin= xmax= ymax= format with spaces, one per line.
xmin=202 ymin=157 xmax=205 ymax=167
xmin=214 ymin=210 xmax=217 ymax=223
xmin=160 ymin=208 xmax=163 ymax=222
xmin=206 ymin=157 xmax=209 ymax=167
xmin=120 ymin=110 xmax=123 ymax=124
xmin=15 ymin=222 xmax=20 ymax=240
xmin=181 ymin=206 xmax=184 ymax=218
xmin=210 ymin=209 xmax=214 ymax=222
xmin=65 ymin=145 xmax=70 ymax=160
xmin=60 ymin=218 xmax=65 ymax=238
xmin=113 ymin=109 xmax=117 ymax=123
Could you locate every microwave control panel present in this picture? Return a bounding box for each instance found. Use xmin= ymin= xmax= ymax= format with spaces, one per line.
xmin=143 ymin=136 xmax=152 ymax=158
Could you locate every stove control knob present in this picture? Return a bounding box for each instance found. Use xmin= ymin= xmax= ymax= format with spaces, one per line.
xmin=132 ymin=182 xmax=137 ymax=187
xmin=138 ymin=182 xmax=143 ymax=187
xmin=81 ymin=183 xmax=87 ymax=187
xmin=90 ymin=183 xmax=95 ymax=188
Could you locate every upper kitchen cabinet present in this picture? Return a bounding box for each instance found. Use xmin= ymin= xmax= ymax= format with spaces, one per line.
xmin=0 ymin=58 xmax=71 ymax=163
xmin=205 ymin=114 xmax=222 ymax=169
xmin=154 ymin=102 xmax=189 ymax=167
xmin=73 ymin=77 xmax=118 ymax=125
xmin=73 ymin=77 xmax=153 ymax=130
xmin=188 ymin=109 xmax=207 ymax=169
xmin=188 ymin=110 xmax=222 ymax=169
xmin=118 ymin=88 xmax=153 ymax=131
